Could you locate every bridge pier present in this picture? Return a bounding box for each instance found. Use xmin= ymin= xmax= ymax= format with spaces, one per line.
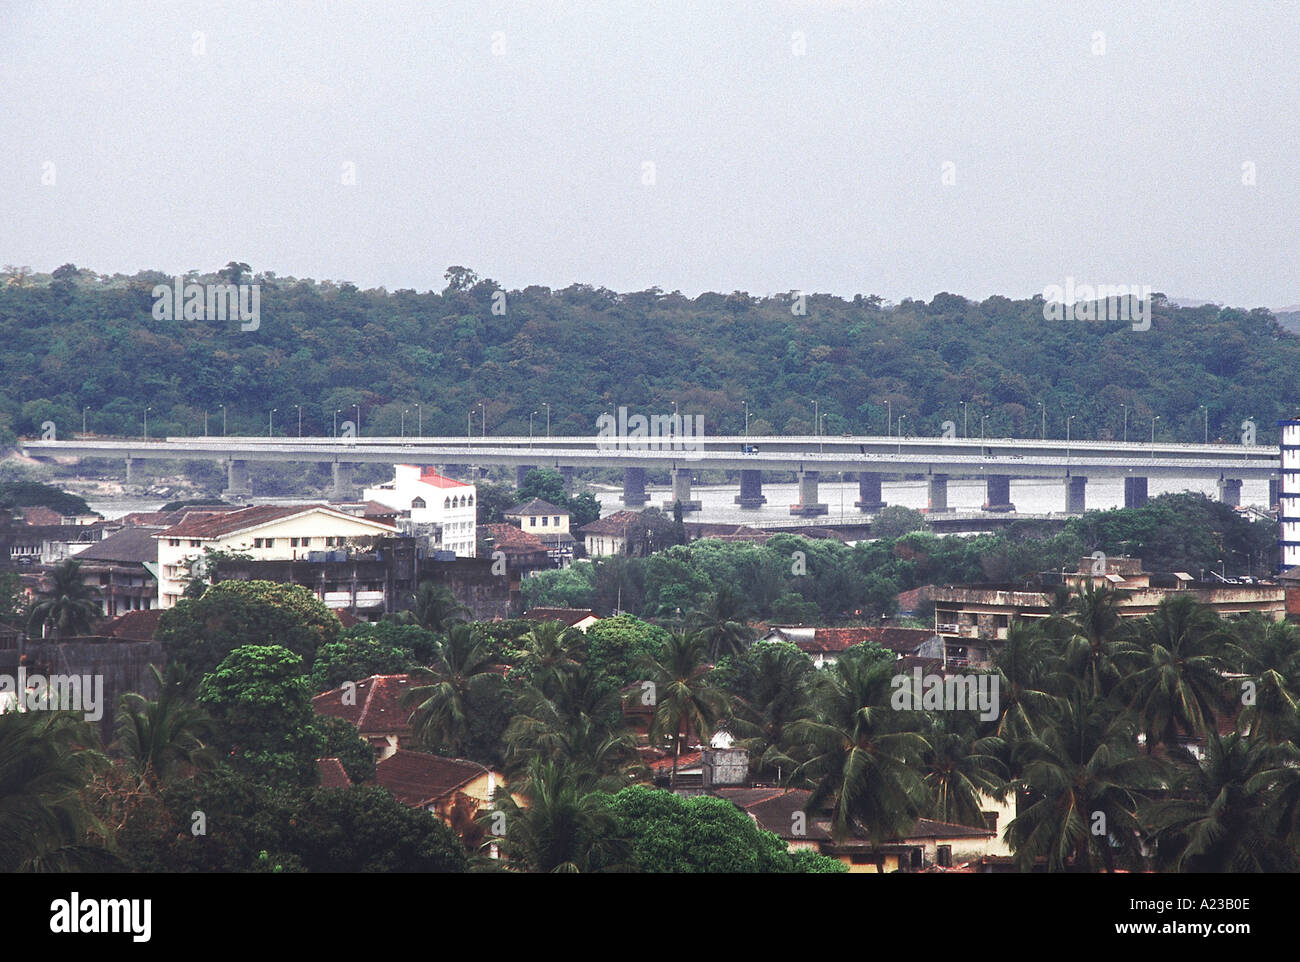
xmin=516 ymin=464 xmax=536 ymax=488
xmin=1124 ymin=476 xmax=1148 ymax=508
xmin=223 ymin=459 xmax=252 ymax=499
xmin=854 ymin=471 xmax=886 ymax=512
xmin=1217 ymin=478 xmax=1242 ymax=507
xmin=124 ymin=456 xmax=133 ymax=484
xmin=663 ymin=468 xmax=702 ymax=512
xmin=983 ymin=475 xmax=1015 ymax=512
xmin=332 ymin=462 xmax=356 ymax=500
xmin=560 ymin=466 xmax=574 ymax=497
xmin=735 ymin=469 xmax=767 ymax=508
xmin=927 ymin=474 xmax=951 ymax=514
xmin=622 ymin=467 xmax=648 ymax=507
xmin=790 ymin=470 xmax=828 ymax=516
xmin=1066 ymin=476 xmax=1087 ymax=514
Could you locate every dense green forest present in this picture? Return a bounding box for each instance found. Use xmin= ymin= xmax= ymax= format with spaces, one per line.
xmin=0 ymin=264 xmax=1295 ymax=446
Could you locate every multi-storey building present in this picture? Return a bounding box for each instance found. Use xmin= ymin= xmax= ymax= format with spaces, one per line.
xmin=362 ymin=465 xmax=477 ymax=557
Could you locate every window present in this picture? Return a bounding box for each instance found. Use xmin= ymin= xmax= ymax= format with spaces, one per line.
xmin=444 ymin=498 xmax=451 ymax=509
xmin=190 ymin=540 xmax=201 ymax=547
xmin=411 ymin=497 xmax=426 ymax=509
xmin=529 ymin=517 xmax=536 ymax=526
xmin=467 ymin=496 xmax=474 ymax=506
xmin=541 ymin=516 xmax=548 ymax=527
xmin=169 ymin=538 xmax=180 ymax=547
xmin=253 ymin=538 xmax=264 ymax=548
xmin=937 ymin=845 xmax=952 ymax=868
xmin=265 ymin=539 xmax=274 ymax=548
xmin=982 ymin=811 xmax=999 ymax=832
xmin=553 ymin=516 xmax=560 ymax=526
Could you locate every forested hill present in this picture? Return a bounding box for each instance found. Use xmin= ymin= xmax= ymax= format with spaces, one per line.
xmin=1 ymin=263 xmax=1296 ymax=447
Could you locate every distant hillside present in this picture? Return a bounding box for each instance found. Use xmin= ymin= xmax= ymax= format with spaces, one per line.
xmin=0 ymin=264 xmax=1296 ymax=446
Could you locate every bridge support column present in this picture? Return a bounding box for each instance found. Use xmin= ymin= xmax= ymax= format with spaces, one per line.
xmin=854 ymin=472 xmax=886 ymax=512
xmin=1217 ymin=478 xmax=1242 ymax=507
xmin=663 ymin=468 xmax=702 ymax=512
xmin=983 ymin=475 xmax=1015 ymax=512
xmin=622 ymin=467 xmax=648 ymax=507
xmin=1124 ymin=476 xmax=1148 ymax=508
xmin=124 ymin=456 xmax=133 ymax=484
xmin=560 ymin=466 xmax=574 ymax=497
xmin=1066 ymin=476 xmax=1087 ymax=514
xmin=224 ymin=459 xmax=252 ymax=498
xmin=332 ymin=462 xmax=356 ymax=500
xmin=516 ymin=464 xmax=537 ymax=488
xmin=927 ymin=474 xmax=950 ymax=514
xmin=1270 ymin=478 xmax=1281 ymax=509
xmin=791 ymin=470 xmax=828 ymax=516
xmin=735 ymin=469 xmax=767 ymax=508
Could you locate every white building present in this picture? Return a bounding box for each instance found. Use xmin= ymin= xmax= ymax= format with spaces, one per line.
xmin=1281 ymin=419 xmax=1300 ymax=570
xmin=363 ymin=465 xmax=477 ymax=557
xmin=154 ymin=503 xmax=398 ymax=608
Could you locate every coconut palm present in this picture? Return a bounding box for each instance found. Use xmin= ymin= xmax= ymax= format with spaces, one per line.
xmin=1235 ymin=617 xmax=1300 ymax=744
xmin=505 ymin=665 xmax=639 ymax=789
xmin=788 ymin=653 xmax=931 ymax=858
xmin=1005 ymin=693 xmax=1156 ymax=872
xmin=1145 ymin=732 xmax=1300 ymax=872
xmin=721 ymin=640 xmax=818 ymax=782
xmin=26 ymin=559 xmax=101 ymax=639
xmin=923 ymin=714 xmax=1008 ymax=828
xmin=1117 ymin=594 xmax=1237 ymax=751
xmin=1057 ymin=581 xmax=1129 ymax=699
xmin=991 ymin=621 xmax=1062 ymax=743
xmin=409 ymin=581 xmax=469 ymax=633
xmin=481 ymin=759 xmax=628 ymax=872
xmin=517 ymin=620 xmax=583 ymax=689
xmin=114 ymin=664 xmax=214 ymax=788
xmin=640 ymin=629 xmax=730 ymax=786
xmin=403 ymin=622 xmax=500 ymax=755
xmin=688 ymin=585 xmax=755 ymax=661
xmin=0 ymin=710 xmax=112 ymax=871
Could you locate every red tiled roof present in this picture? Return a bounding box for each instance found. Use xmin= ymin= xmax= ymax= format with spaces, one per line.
xmin=769 ymin=625 xmax=936 ymax=654
xmin=413 ymin=467 xmax=472 ymax=489
xmin=482 ymin=523 xmax=547 ymax=551
xmin=645 ymin=750 xmax=703 ymax=774
xmin=21 ymin=506 xmax=65 ymax=526
xmin=373 ymin=750 xmax=491 ymax=807
xmin=577 ymin=510 xmax=645 ymax=536
xmin=158 ymin=503 xmax=392 ymax=539
xmin=312 ymin=674 xmax=416 ymax=735
xmin=316 ymin=757 xmax=351 ymax=789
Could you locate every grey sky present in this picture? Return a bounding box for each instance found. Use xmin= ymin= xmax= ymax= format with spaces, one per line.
xmin=3 ymin=0 xmax=1297 ymax=307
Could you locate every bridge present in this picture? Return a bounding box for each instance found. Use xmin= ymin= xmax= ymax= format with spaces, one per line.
xmin=21 ymin=434 xmax=1280 ymax=516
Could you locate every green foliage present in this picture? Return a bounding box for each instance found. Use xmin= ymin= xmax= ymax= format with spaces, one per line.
xmin=582 ymin=614 xmax=671 ymax=697
xmin=197 ymin=645 xmax=326 ymax=786
xmin=595 ymin=786 xmax=794 ymax=873
xmin=0 ymin=481 xmax=93 ymax=516
xmin=117 ymin=768 xmax=467 ymax=872
xmin=310 ymin=634 xmax=417 ymax=692
xmin=157 ymin=579 xmax=341 ymax=679
xmin=316 ymin=715 xmax=377 ymax=784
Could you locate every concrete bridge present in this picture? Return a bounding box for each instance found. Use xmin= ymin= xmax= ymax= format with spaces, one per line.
xmin=22 ymin=434 xmax=1280 ymax=515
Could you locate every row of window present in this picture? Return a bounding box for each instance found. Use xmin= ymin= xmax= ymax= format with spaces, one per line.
xmin=527 ymin=515 xmax=563 ymax=527
xmin=412 ymin=495 xmax=475 ymax=510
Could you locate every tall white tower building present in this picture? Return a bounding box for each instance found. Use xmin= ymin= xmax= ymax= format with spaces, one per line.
xmin=1278 ymin=420 xmax=1300 ymax=570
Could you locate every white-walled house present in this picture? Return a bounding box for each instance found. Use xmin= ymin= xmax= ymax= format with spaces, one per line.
xmin=154 ymin=503 xmax=398 ymax=608
xmin=362 ymin=465 xmax=477 ymax=557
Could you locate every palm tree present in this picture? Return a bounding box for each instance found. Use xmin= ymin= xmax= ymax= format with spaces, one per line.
xmin=1117 ymin=595 xmax=1237 ymax=752
xmin=722 ymin=641 xmax=818 ymax=782
xmin=505 ymin=666 xmax=639 ymax=789
xmin=1235 ymin=617 xmax=1300 ymax=744
xmin=788 ymin=653 xmax=931 ymax=861
xmin=409 ymin=581 xmax=469 ymax=633
xmin=1005 ymin=694 xmax=1155 ymax=872
xmin=482 ymin=760 xmax=627 ymax=872
xmin=923 ymin=714 xmax=1008 ymax=828
xmin=640 ymin=629 xmax=730 ymax=786
xmin=403 ymin=622 xmax=500 ymax=756
xmin=27 ymin=559 xmax=101 ymax=639
xmin=0 ymin=710 xmax=112 ymax=871
xmin=517 ymin=620 xmax=583 ymax=689
xmin=1057 ymin=581 xmax=1128 ymax=699
xmin=688 ymin=585 xmax=755 ymax=661
xmin=113 ymin=665 xmax=214 ymax=789
xmin=991 ymin=621 xmax=1061 ymax=744
xmin=1146 ymin=732 xmax=1300 ymax=872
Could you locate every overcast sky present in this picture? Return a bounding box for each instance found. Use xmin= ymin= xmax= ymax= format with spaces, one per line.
xmin=3 ymin=1 xmax=1297 ymax=308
